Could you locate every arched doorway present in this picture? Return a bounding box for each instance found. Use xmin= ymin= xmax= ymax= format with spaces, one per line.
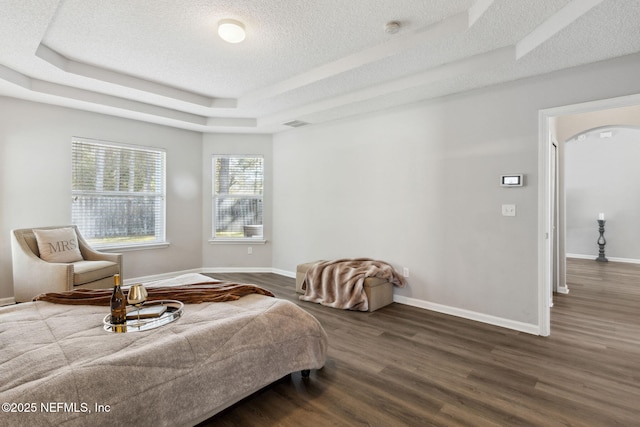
xmin=538 ymin=94 xmax=640 ymax=336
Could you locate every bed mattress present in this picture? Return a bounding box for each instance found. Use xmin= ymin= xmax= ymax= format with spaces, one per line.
xmin=0 ymin=276 xmax=327 ymax=427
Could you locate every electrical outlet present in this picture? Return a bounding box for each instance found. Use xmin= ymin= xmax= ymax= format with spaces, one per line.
xmin=248 ymin=247 xmax=252 ymax=255
xmin=502 ymin=204 xmax=516 ymax=216
xmin=403 ymin=267 xmax=409 ymax=278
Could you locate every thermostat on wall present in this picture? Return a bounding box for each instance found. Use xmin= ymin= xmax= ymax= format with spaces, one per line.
xmin=500 ymin=174 xmax=524 ymax=187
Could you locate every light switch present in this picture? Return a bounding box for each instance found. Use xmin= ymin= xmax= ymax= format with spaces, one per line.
xmin=502 ymin=204 xmax=516 ymax=216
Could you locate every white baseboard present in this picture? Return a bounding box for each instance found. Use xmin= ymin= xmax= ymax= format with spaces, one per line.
xmin=126 ymin=267 xmax=277 ymax=284
xmin=0 ymin=297 xmax=15 ymax=306
xmin=126 ymin=267 xmax=289 ymax=285
xmin=126 ymin=267 xmax=540 ymax=335
xmin=393 ymin=295 xmax=540 ymax=335
xmin=566 ymin=253 xmax=595 ymax=260
xmin=2 ymin=266 xmax=542 ymax=335
xmin=202 ymin=267 xmax=274 ymax=274
xmin=567 ymin=253 xmax=640 ymax=264
xmin=272 ymin=268 xmax=295 ymax=278
xmin=277 ymin=270 xmax=539 ymax=334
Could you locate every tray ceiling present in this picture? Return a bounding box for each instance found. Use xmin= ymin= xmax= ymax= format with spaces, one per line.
xmin=1 ymin=0 xmax=639 ymax=133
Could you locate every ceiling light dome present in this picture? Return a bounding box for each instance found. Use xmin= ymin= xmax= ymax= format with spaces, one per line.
xmin=218 ymin=19 xmax=246 ymax=43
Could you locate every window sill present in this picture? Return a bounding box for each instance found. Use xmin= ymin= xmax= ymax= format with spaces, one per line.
xmin=94 ymin=242 xmax=171 ymax=252
xmin=208 ymin=238 xmax=267 ymax=245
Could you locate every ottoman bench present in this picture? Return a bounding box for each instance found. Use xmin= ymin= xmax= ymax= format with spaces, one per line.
xmin=296 ymin=261 xmax=394 ymax=312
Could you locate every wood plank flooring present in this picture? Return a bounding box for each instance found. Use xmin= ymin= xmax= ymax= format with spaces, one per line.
xmin=197 ymin=259 xmax=640 ymax=426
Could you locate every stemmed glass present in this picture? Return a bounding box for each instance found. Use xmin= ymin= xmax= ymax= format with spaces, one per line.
xmin=127 ymin=283 xmax=148 ymax=327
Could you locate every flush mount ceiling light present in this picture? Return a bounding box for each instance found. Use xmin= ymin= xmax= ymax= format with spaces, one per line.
xmin=218 ymin=19 xmax=245 ymax=43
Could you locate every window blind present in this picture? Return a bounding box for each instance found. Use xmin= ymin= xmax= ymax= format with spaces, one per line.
xmin=212 ymin=155 xmax=264 ymax=238
xmin=72 ymin=138 xmax=166 ymax=247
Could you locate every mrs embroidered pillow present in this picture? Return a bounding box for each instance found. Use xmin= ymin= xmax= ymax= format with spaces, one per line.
xmin=33 ymin=227 xmax=83 ymax=263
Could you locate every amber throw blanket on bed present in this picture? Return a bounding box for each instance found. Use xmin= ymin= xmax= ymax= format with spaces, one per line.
xmin=299 ymin=258 xmax=406 ymax=311
xmin=34 ymin=282 xmax=274 ymax=305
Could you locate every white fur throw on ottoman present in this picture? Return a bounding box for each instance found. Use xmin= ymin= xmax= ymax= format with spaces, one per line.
xmin=296 ymin=258 xmax=405 ymax=312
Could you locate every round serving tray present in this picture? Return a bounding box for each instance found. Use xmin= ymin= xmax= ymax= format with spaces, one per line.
xmin=103 ymin=300 xmax=184 ymax=333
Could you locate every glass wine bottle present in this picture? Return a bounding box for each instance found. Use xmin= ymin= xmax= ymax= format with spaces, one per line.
xmin=110 ymin=273 xmax=127 ymax=326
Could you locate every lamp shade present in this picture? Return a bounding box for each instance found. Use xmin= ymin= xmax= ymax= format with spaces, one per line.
xmin=218 ymin=19 xmax=246 ymax=43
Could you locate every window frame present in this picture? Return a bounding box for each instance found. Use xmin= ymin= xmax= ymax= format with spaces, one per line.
xmin=71 ymin=137 xmax=168 ymax=250
xmin=211 ymin=154 xmax=266 ymax=244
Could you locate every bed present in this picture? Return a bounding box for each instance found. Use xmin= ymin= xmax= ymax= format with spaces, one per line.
xmin=0 ymin=274 xmax=328 ymax=427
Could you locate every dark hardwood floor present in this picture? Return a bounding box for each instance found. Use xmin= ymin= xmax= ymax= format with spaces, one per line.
xmin=198 ymin=259 xmax=640 ymax=426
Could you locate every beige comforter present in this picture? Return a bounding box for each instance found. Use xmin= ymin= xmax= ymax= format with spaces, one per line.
xmin=0 ymin=275 xmax=327 ymax=427
xmin=300 ymin=258 xmax=406 ymax=311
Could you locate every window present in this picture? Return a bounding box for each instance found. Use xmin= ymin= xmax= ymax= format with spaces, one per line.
xmin=212 ymin=155 xmax=263 ymax=240
xmin=72 ymin=137 xmax=166 ymax=248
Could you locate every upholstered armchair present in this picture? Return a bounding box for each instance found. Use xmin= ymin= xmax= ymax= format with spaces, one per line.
xmin=11 ymin=225 xmax=122 ymax=303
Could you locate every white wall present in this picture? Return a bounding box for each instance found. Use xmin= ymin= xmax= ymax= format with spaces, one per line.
xmin=0 ymin=98 xmax=203 ymax=298
xmin=2 ymin=52 xmax=640 ymax=332
xmin=272 ymin=53 xmax=640 ymax=329
xmin=201 ymin=133 xmax=273 ymax=269
xmin=565 ymin=127 xmax=640 ymax=260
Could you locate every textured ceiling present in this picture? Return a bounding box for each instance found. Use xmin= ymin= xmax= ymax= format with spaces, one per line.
xmin=0 ymin=0 xmax=639 ymax=133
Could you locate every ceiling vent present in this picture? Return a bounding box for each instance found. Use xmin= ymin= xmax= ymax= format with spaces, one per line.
xmin=283 ymin=120 xmax=309 ymax=128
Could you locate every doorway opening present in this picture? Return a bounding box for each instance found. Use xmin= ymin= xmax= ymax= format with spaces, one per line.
xmin=538 ymin=93 xmax=640 ymax=336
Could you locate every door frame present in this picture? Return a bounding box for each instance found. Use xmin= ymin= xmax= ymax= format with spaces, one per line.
xmin=538 ymin=92 xmax=640 ymax=336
